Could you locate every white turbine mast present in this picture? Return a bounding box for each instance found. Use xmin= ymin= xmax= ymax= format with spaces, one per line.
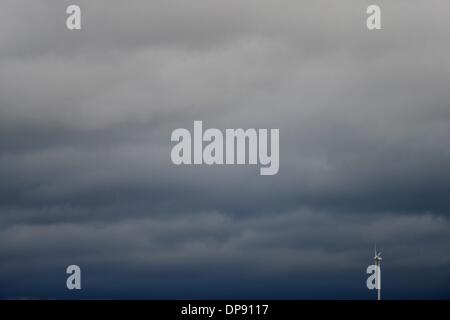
xmin=373 ymin=244 xmax=382 ymax=300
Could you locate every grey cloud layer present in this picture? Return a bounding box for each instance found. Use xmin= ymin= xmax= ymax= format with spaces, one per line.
xmin=2 ymin=210 xmax=449 ymax=298
xmin=1 ymin=0 xmax=450 ymax=298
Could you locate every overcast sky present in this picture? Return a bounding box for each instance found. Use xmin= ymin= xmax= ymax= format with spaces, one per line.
xmin=1 ymin=0 xmax=450 ymax=299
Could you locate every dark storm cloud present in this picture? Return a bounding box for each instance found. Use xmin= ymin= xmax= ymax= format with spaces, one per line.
xmin=1 ymin=209 xmax=449 ymax=298
xmin=1 ymin=0 xmax=450 ymax=298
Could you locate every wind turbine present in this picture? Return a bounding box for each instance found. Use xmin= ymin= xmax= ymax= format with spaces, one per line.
xmin=373 ymin=245 xmax=382 ymax=300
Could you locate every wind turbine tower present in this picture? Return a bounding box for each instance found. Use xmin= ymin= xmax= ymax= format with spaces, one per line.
xmin=374 ymin=245 xmax=382 ymax=300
